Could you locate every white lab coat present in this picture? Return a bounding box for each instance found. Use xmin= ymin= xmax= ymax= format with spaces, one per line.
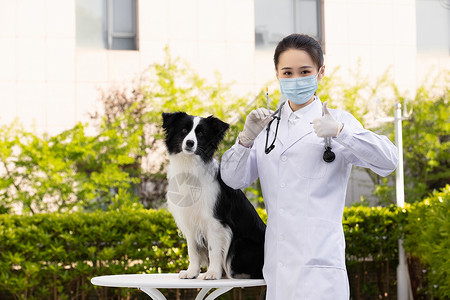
xmin=220 ymin=98 xmax=398 ymax=300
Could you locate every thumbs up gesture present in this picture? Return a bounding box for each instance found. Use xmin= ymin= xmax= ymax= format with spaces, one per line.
xmin=312 ymin=102 xmax=344 ymax=138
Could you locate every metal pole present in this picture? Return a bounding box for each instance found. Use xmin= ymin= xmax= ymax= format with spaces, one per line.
xmin=394 ymin=103 xmax=411 ymax=300
xmin=395 ymin=103 xmax=405 ymax=207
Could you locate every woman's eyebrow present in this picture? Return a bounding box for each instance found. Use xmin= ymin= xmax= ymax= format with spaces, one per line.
xmin=280 ymin=66 xmax=313 ymax=70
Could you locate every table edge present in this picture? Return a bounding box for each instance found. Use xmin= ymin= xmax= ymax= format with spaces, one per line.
xmin=91 ymin=274 xmax=266 ymax=289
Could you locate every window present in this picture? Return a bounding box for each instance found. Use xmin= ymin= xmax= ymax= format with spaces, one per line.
xmin=416 ymin=0 xmax=450 ymax=54
xmin=255 ymin=0 xmax=322 ymax=50
xmin=76 ymin=0 xmax=137 ymax=50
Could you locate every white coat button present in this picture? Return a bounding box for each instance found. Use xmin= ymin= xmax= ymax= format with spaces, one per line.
xmin=278 ymin=262 xmax=283 ymax=268
xmin=279 ymin=208 xmax=284 ymax=215
xmin=279 ymin=235 xmax=284 ymax=241
xmin=280 ymin=182 xmax=286 ymax=188
xmin=281 ymin=156 xmax=287 ymax=162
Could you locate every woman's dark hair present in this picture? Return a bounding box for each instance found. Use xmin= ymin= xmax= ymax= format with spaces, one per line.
xmin=273 ymin=34 xmax=324 ymax=70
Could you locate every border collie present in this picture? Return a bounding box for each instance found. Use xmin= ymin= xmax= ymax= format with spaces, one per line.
xmin=162 ymin=112 xmax=266 ymax=280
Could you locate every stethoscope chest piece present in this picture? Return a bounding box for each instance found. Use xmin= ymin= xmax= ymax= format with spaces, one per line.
xmin=323 ymin=146 xmax=335 ymax=163
xmin=323 ymin=137 xmax=335 ymax=163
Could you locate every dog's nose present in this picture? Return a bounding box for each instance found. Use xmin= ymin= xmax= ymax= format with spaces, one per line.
xmin=186 ymin=140 xmax=195 ymax=148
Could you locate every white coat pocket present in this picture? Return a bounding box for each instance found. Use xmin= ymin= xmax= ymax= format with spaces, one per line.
xmin=305 ymin=218 xmax=346 ymax=269
xmin=289 ymin=142 xmax=329 ymax=179
xmin=295 ymin=266 xmax=350 ymax=299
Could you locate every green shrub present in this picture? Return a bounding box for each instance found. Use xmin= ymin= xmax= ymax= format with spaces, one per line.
xmin=343 ymin=205 xmax=406 ymax=299
xmin=0 ymin=209 xmax=186 ymax=299
xmin=344 ymin=205 xmax=405 ymax=261
xmin=1 ymin=196 xmax=449 ymax=299
xmin=404 ymin=185 xmax=450 ymax=299
xmin=0 ymin=122 xmax=141 ymax=214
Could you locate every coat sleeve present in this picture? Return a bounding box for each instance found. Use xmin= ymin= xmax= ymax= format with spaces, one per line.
xmin=334 ymin=111 xmax=399 ymax=177
xmin=220 ymin=138 xmax=259 ymax=189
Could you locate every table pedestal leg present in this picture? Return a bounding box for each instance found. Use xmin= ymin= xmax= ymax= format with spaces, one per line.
xmin=140 ymin=286 xmax=233 ymax=300
xmin=195 ymin=288 xmax=212 ymax=300
xmin=139 ymin=287 xmax=167 ymax=300
xmin=204 ymin=287 xmax=233 ymax=300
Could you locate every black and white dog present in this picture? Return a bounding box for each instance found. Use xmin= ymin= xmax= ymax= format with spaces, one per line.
xmin=162 ymin=112 xmax=265 ymax=280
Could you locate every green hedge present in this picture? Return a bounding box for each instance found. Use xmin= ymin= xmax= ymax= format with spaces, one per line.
xmin=403 ymin=185 xmax=450 ymax=299
xmin=0 ymin=209 xmax=186 ymax=299
xmin=0 ymin=187 xmax=448 ymax=299
xmin=344 ymin=205 xmax=405 ymax=298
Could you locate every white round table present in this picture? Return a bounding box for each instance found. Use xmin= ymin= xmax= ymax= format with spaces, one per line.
xmin=91 ymin=273 xmax=266 ymax=300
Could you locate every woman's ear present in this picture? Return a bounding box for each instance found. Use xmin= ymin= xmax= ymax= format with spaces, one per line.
xmin=317 ymin=65 xmax=325 ymax=81
xmin=275 ymin=68 xmax=279 ymax=80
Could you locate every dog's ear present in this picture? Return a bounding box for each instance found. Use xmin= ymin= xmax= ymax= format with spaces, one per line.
xmin=162 ymin=112 xmax=186 ymax=130
xmin=205 ymin=115 xmax=230 ymax=141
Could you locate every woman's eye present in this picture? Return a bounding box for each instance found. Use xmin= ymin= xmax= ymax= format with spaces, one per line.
xmin=283 ymin=71 xmax=292 ymax=76
xmin=182 ymin=128 xmax=188 ymax=134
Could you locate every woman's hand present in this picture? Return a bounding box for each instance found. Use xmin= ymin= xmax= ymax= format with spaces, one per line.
xmin=312 ymin=102 xmax=344 ymax=138
xmin=239 ymin=108 xmax=273 ymax=147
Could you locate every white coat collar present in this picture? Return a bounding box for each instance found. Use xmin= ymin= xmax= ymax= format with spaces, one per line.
xmin=278 ymin=97 xmax=323 ymax=154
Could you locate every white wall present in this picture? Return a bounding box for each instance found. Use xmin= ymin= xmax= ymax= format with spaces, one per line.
xmin=324 ymin=0 xmax=417 ymax=96
xmin=0 ymin=0 xmax=78 ymax=134
xmin=2 ymin=0 xmax=447 ymax=135
xmin=138 ymin=0 xmax=255 ymax=95
xmin=0 ymin=0 xmax=255 ymax=135
xmin=254 ymin=0 xmax=420 ymax=96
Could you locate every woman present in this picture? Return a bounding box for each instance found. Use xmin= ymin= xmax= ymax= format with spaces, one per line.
xmin=220 ymin=34 xmax=398 ymax=299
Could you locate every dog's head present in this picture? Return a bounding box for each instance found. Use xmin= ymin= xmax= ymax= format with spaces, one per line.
xmin=162 ymin=112 xmax=230 ymax=162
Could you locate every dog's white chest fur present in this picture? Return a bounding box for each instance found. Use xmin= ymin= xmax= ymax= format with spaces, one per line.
xmin=166 ymin=154 xmax=220 ymax=233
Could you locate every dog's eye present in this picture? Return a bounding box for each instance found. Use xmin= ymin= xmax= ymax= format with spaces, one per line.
xmin=197 ymin=131 xmax=203 ymax=137
xmin=182 ymin=128 xmax=188 ymax=134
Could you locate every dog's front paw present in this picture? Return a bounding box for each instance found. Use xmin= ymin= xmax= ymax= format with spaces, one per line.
xmin=179 ymin=269 xmax=199 ymax=279
xmin=202 ymin=269 xmax=221 ymax=280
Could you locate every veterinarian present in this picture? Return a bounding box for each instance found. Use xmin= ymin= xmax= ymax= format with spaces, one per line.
xmin=220 ymin=33 xmax=398 ymax=300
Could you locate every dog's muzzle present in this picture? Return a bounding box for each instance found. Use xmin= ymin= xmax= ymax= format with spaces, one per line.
xmin=183 ymin=139 xmax=196 ymax=153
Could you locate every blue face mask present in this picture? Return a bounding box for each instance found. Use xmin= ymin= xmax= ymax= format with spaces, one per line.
xmin=279 ymin=68 xmax=322 ymax=105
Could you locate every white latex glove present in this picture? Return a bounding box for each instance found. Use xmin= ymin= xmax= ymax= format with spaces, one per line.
xmin=238 ymin=108 xmax=273 ymax=147
xmin=312 ymin=102 xmax=344 ymax=138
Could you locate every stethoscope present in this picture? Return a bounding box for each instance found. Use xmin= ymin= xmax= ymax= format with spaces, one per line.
xmin=264 ymin=100 xmax=336 ymax=163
